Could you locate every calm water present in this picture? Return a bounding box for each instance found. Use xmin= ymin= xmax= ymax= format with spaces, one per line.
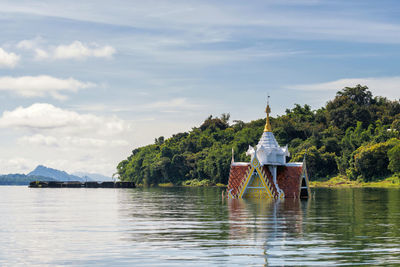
xmin=0 ymin=186 xmax=399 ymax=266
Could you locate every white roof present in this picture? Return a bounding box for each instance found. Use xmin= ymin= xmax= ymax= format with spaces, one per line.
xmin=257 ymin=131 xmax=280 ymax=149
xmin=246 ymin=131 xmax=290 ymax=166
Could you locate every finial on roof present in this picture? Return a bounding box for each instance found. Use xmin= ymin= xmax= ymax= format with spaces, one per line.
xmin=264 ymin=96 xmax=272 ymax=132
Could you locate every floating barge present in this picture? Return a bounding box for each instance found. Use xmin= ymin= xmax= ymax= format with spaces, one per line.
xmin=29 ymin=181 xmax=136 ymax=188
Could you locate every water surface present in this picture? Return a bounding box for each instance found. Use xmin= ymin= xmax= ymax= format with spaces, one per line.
xmin=0 ymin=186 xmax=399 ymax=266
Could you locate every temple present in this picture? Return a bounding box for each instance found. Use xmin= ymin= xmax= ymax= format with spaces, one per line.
xmin=227 ymin=98 xmax=310 ymax=199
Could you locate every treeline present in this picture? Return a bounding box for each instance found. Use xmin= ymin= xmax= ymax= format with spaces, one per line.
xmin=117 ymin=85 xmax=400 ymax=185
xmin=0 ymin=174 xmax=56 ymax=185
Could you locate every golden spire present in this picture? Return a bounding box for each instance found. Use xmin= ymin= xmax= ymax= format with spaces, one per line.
xmin=264 ymin=96 xmax=272 ymax=132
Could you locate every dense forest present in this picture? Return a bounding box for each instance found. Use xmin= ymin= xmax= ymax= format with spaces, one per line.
xmin=0 ymin=174 xmax=56 ymax=185
xmin=117 ymin=85 xmax=400 ymax=185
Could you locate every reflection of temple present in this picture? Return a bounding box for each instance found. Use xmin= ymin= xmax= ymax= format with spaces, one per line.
xmin=227 ymin=198 xmax=310 ymax=265
xmin=227 ymin=199 xmax=307 ymax=240
xmin=227 ymin=99 xmax=311 ymax=199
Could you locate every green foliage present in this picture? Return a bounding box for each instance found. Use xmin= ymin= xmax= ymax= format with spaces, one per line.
xmin=158 ymin=182 xmax=174 ymax=187
xmin=117 ymin=85 xmax=400 ymax=185
xmin=388 ymin=144 xmax=400 ymax=173
xmin=182 ymin=179 xmax=212 ymax=187
xmin=391 ymin=119 xmax=400 ymax=132
xmin=326 ymin=85 xmax=373 ymax=130
xmin=0 ymin=174 xmax=56 ymax=185
xmin=351 ymin=139 xmax=400 ymax=181
xmin=291 ymin=146 xmax=337 ymax=179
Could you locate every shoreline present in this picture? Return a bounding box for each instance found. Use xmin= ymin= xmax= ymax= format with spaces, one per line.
xmin=310 ymin=175 xmax=400 ymax=188
xmin=157 ymin=175 xmax=400 ymax=188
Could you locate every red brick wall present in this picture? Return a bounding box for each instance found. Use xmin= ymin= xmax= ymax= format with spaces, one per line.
xmin=227 ymin=165 xmax=250 ymax=196
xmin=227 ymin=164 xmax=303 ymax=198
xmin=277 ymin=166 xmax=303 ymax=198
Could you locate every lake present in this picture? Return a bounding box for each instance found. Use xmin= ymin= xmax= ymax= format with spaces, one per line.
xmin=0 ymin=186 xmax=399 ymax=266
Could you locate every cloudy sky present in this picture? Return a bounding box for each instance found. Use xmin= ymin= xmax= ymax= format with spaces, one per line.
xmin=1 ymin=0 xmax=399 ymax=175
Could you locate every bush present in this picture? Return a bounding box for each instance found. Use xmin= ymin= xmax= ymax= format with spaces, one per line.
xmin=388 ymin=144 xmax=400 ymax=173
xmin=116 ymin=87 xmax=400 ymax=185
xmin=291 ymin=146 xmax=337 ymax=179
xmin=158 ymin=182 xmax=174 ymax=187
xmin=182 ymin=179 xmax=212 ymax=187
xmin=353 ymin=139 xmax=400 ymax=181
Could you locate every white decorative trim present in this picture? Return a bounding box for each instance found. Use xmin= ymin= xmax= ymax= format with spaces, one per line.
xmin=268 ymin=165 xmax=284 ymax=199
xmin=285 ymin=162 xmax=303 ymax=167
xmin=237 ymin=148 xmax=274 ymax=199
xmin=231 ymin=162 xmax=250 ymax=166
xmin=246 ymin=132 xmax=289 ymax=166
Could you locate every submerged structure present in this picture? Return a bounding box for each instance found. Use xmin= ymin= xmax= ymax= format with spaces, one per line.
xmin=227 ymin=99 xmax=310 ymax=199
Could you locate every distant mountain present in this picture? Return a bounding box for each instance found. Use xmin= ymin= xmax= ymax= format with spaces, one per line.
xmin=73 ymin=172 xmax=112 ymax=181
xmin=28 ymin=165 xmax=86 ymax=182
xmin=0 ymin=174 xmax=56 ymax=185
xmin=0 ymin=165 xmax=111 ymax=185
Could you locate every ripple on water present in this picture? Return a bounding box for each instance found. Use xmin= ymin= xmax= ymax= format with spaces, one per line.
xmin=0 ymin=186 xmax=399 ymax=266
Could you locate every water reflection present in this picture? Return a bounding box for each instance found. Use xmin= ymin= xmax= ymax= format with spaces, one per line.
xmin=0 ymin=187 xmax=399 ymax=266
xmin=227 ymin=198 xmax=307 ymax=265
xmin=228 ymin=198 xmax=306 ymax=239
xmin=226 ymin=188 xmax=400 ymax=266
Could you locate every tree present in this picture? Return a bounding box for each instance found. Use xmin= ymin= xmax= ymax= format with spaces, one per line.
xmin=291 ymin=146 xmax=337 ymax=179
xmin=337 ymin=84 xmax=372 ymax=105
xmin=155 ymin=136 xmax=165 ymax=145
xmin=326 ymin=85 xmax=373 ymax=129
xmin=200 ymin=115 xmax=229 ymax=131
xmin=221 ymin=113 xmax=230 ymax=124
xmin=353 ymin=139 xmax=400 ymax=181
xmin=391 ymin=119 xmax=400 ymax=132
xmin=388 ymin=144 xmax=400 ymax=173
xmin=116 ymin=87 xmax=400 ymax=185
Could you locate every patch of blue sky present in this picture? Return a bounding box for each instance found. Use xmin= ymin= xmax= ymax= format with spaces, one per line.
xmin=0 ymin=0 xmax=399 ymax=174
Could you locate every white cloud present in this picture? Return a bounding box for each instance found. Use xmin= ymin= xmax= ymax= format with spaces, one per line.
xmin=17 ymin=39 xmax=39 ymax=50
xmin=0 ymin=48 xmax=20 ymax=68
xmin=33 ymin=48 xmax=49 ymax=60
xmin=288 ymin=76 xmax=400 ymax=100
xmin=17 ymin=37 xmax=49 ymax=60
xmin=0 ymin=103 xmax=133 ymax=176
xmin=18 ymin=134 xmax=128 ymax=148
xmin=4 ymin=1 xmax=400 ymax=44
xmin=53 ymin=41 xmax=116 ymax=60
xmin=17 ymin=39 xmax=115 ymax=60
xmin=143 ymin=46 xmax=301 ymax=65
xmin=0 ymin=103 xmax=130 ymax=135
xmin=18 ymin=134 xmax=58 ymax=147
xmin=0 ymin=157 xmax=34 ymax=174
xmin=143 ymin=98 xmax=202 ymax=111
xmin=0 ymin=75 xmax=94 ymax=99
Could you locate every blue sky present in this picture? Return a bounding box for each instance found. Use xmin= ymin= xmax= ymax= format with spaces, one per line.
xmin=0 ymin=0 xmax=399 ymax=175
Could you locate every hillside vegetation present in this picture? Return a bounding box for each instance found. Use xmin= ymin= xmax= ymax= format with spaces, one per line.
xmin=29 ymin=165 xmax=86 ymax=182
xmin=0 ymin=174 xmax=56 ymax=185
xmin=0 ymin=165 xmax=103 ymax=185
xmin=117 ymin=85 xmax=400 ymax=186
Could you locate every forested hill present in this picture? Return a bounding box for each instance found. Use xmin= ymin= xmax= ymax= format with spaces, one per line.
xmin=0 ymin=174 xmax=56 ymax=185
xmin=117 ymin=85 xmax=400 ymax=186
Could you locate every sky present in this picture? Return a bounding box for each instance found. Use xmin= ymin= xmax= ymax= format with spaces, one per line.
xmin=0 ymin=0 xmax=400 ymax=176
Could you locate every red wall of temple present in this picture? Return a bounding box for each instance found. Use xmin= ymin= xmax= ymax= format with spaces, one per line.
xmin=277 ymin=166 xmax=303 ymax=198
xmin=227 ymin=165 xmax=249 ymax=196
xmin=227 ymin=164 xmax=303 ymax=198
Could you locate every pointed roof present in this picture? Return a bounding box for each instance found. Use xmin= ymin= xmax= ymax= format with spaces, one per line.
xmin=246 ymin=98 xmax=290 ymax=165
xmin=237 ymin=153 xmax=275 ymax=199
xmin=263 ymin=96 xmax=272 ymax=132
xmin=257 ymin=131 xmax=280 ymax=149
